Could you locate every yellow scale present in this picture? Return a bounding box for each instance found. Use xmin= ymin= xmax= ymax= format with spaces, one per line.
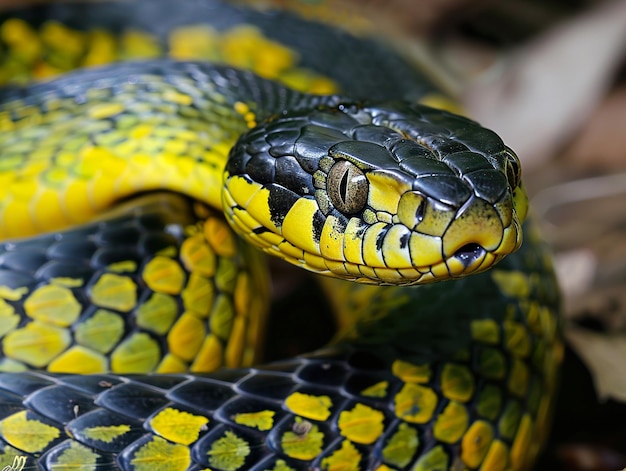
xmin=0 ymin=20 xmax=323 ymax=375
xmin=0 ymin=11 xmax=562 ymax=471
xmin=0 ymin=11 xmax=482 ymax=370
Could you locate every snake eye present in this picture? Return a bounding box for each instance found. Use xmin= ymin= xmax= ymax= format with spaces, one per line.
xmin=327 ymin=160 xmax=368 ymax=214
xmin=505 ymin=150 xmax=521 ymax=190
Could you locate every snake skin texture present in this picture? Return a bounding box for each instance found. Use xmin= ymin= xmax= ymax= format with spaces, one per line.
xmin=0 ymin=1 xmax=562 ymax=470
xmin=0 ymin=225 xmax=561 ymax=470
xmin=0 ymin=194 xmax=269 ymax=374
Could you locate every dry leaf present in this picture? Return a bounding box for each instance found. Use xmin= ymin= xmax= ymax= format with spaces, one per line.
xmin=536 ymin=172 xmax=626 ymax=402
xmin=562 ymin=86 xmax=626 ymax=172
xmin=553 ymin=249 xmax=597 ymax=303
xmin=462 ymin=0 xmax=626 ymax=171
xmin=566 ymin=327 xmax=626 ymax=401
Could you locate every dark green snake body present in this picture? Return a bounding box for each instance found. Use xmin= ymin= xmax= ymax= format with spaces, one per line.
xmin=0 ymin=1 xmax=561 ymax=470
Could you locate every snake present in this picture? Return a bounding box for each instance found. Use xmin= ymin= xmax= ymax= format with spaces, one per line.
xmin=0 ymin=1 xmax=562 ymax=470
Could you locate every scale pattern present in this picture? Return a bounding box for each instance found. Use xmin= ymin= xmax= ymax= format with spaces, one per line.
xmin=0 ymin=1 xmax=562 ymax=470
xmin=0 ymin=227 xmax=561 ymax=471
xmin=0 ymin=60 xmax=338 ymax=241
xmin=0 ymin=194 xmax=268 ymax=375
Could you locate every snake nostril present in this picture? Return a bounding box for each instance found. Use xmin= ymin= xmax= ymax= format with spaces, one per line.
xmin=454 ymin=243 xmax=485 ymax=267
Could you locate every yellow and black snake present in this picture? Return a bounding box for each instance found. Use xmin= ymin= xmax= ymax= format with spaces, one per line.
xmin=0 ymin=1 xmax=562 ymax=470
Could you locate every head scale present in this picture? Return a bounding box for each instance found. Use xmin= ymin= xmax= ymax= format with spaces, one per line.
xmin=223 ymin=101 xmax=527 ymax=285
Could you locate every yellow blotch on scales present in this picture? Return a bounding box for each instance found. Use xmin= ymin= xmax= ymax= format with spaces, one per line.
xmin=149 ymin=408 xmax=209 ymax=445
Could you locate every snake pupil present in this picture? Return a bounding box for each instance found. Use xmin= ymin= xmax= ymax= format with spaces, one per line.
xmin=339 ymin=169 xmax=349 ymax=205
xmin=327 ymin=160 xmax=368 ymax=214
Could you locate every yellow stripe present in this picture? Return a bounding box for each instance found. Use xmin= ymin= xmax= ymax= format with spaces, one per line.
xmin=319 ymin=214 xmax=345 ymax=261
xmin=343 ymin=217 xmax=366 ymax=265
xmin=361 ymin=222 xmax=387 ymax=268
xmin=379 ymin=224 xmax=411 ymax=269
xmin=245 ymin=187 xmax=278 ymax=232
xmin=225 ymin=175 xmax=263 ymax=208
xmin=280 ymin=198 xmax=320 ymax=255
xmin=408 ymin=232 xmax=443 ymax=267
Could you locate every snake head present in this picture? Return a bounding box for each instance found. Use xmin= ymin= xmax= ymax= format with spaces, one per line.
xmin=223 ymin=101 xmax=527 ymax=285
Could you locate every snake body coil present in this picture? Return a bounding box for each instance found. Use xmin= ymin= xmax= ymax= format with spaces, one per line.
xmin=0 ymin=2 xmax=561 ymax=470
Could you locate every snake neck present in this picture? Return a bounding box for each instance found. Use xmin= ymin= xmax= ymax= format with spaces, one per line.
xmin=0 ymin=60 xmax=340 ymax=240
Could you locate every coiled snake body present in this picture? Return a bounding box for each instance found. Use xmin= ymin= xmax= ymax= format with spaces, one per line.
xmin=0 ymin=1 xmax=562 ymax=470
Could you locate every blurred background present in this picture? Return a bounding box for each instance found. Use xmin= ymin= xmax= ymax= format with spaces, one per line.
xmin=0 ymin=0 xmax=625 ymax=469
